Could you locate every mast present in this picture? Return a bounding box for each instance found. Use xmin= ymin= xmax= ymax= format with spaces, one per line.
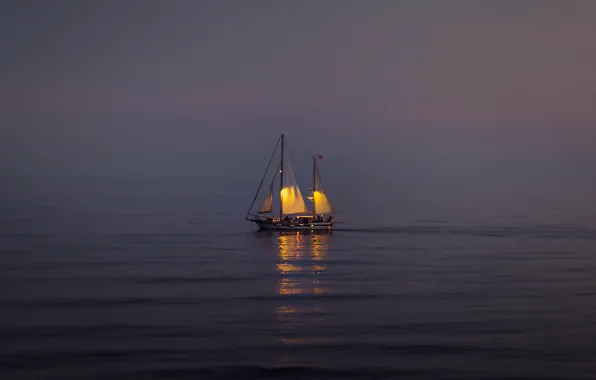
xmin=280 ymin=134 xmax=284 ymax=220
xmin=312 ymin=155 xmax=316 ymax=216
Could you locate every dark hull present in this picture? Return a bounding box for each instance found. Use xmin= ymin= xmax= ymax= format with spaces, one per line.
xmin=250 ymin=219 xmax=333 ymax=230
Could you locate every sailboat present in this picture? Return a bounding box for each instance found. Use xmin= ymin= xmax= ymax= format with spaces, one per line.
xmin=246 ymin=134 xmax=334 ymax=230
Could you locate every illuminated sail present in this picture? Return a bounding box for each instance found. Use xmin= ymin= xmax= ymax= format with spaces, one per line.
xmin=257 ymin=183 xmax=273 ymax=213
xmin=281 ymin=186 xmax=307 ymax=214
xmin=281 ymin=149 xmax=308 ymax=215
xmin=313 ymin=160 xmax=333 ymax=214
xmin=313 ymin=191 xmax=332 ymax=214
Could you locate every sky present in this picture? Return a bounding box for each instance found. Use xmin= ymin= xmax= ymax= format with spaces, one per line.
xmin=2 ymin=0 xmax=595 ymax=186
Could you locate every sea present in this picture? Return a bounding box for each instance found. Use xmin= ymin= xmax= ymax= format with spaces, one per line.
xmin=2 ymin=170 xmax=596 ymax=379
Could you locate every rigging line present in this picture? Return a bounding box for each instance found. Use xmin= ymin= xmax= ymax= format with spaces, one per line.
xmin=245 ymin=136 xmax=281 ymax=219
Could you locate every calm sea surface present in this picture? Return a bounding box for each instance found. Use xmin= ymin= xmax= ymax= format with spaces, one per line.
xmin=2 ymin=175 xmax=596 ymax=379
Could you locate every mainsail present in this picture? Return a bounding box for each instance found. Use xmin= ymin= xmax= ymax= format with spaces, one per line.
xmin=313 ymin=158 xmax=333 ymax=214
xmin=281 ymin=147 xmax=308 ymax=215
xmin=257 ymin=183 xmax=273 ymax=213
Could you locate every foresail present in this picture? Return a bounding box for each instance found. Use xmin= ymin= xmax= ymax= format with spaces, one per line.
xmin=257 ymin=183 xmax=273 ymax=213
xmin=281 ymin=148 xmax=308 ymax=214
xmin=313 ymin=161 xmax=333 ymax=214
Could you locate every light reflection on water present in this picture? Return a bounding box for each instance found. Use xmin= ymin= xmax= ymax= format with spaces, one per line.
xmin=274 ymin=231 xmax=333 ymax=363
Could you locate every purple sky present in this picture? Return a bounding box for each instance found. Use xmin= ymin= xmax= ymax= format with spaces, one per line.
xmin=2 ymin=0 xmax=595 ymax=183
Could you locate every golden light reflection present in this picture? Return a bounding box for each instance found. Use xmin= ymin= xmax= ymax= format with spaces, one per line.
xmin=278 ymin=278 xmax=303 ymax=295
xmin=274 ymin=231 xmax=333 ymax=355
xmin=311 ymin=264 xmax=326 ymax=274
xmin=276 ymin=262 xmax=302 ymax=274
xmin=311 ymin=279 xmax=327 ymax=295
xmin=277 ymin=305 xmax=296 ymax=317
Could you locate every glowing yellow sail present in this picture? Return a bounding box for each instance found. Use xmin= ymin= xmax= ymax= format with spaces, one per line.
xmin=280 ymin=144 xmax=308 ymax=215
xmin=313 ymin=190 xmax=332 ymax=214
xmin=312 ymin=158 xmax=333 ymax=214
xmin=280 ymin=186 xmax=307 ymax=214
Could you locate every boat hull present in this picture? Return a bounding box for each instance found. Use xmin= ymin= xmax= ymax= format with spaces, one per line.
xmin=251 ymin=220 xmax=333 ymax=231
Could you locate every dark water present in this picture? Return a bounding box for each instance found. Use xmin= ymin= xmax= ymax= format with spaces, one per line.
xmin=2 ymin=176 xmax=596 ymax=379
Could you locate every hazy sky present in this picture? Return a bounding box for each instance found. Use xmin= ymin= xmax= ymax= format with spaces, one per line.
xmin=2 ymin=0 xmax=595 ymax=183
